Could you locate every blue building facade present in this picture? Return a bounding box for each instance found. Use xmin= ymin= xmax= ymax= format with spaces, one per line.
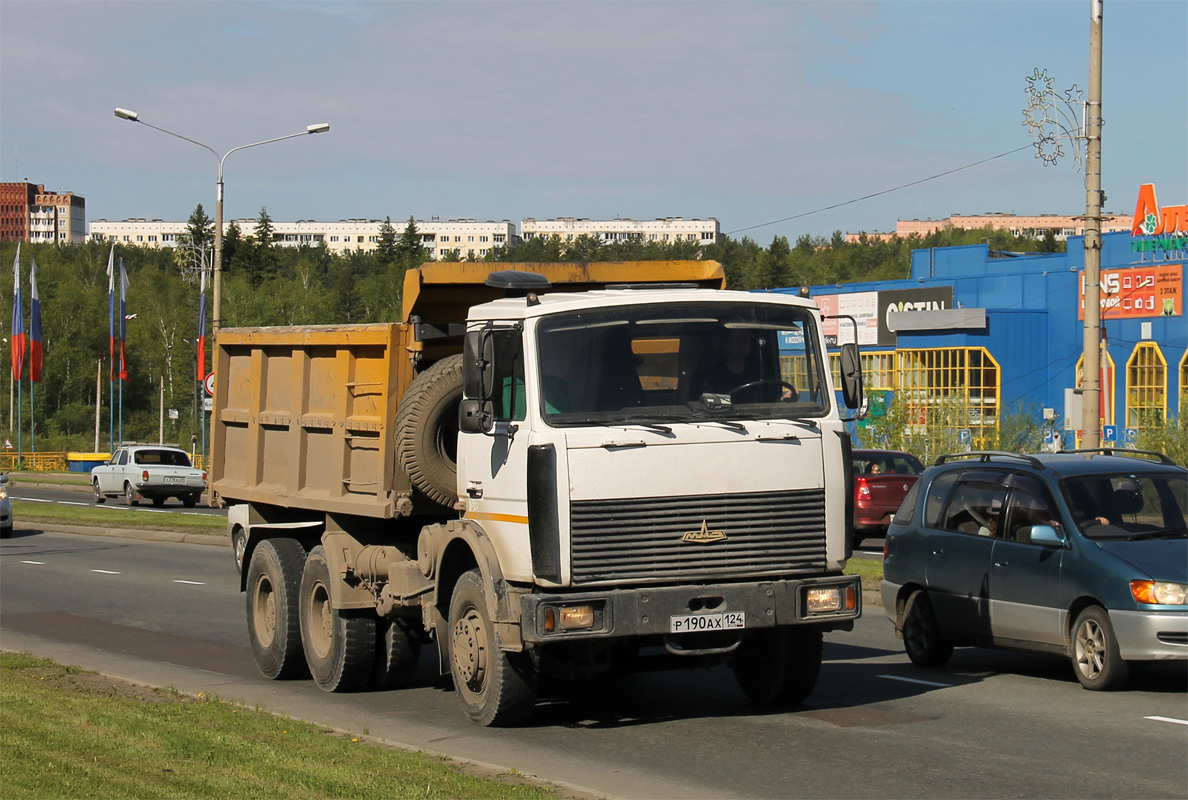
xmin=777 ymin=226 xmax=1185 ymax=448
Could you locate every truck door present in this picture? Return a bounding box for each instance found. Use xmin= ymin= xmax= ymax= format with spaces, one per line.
xmin=457 ymin=326 xmax=535 ymax=582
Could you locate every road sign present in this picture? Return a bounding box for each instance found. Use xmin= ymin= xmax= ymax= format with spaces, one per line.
xmin=203 ymin=372 xmax=215 ymax=397
xmin=1125 ymin=427 xmax=1137 ymax=443
xmin=1103 ymin=425 xmax=1117 ymax=442
xmin=3 ymin=439 xmax=11 ymax=450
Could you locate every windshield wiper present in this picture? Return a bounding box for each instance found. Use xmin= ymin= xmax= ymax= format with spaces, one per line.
xmin=1127 ymin=528 xmax=1188 ymax=540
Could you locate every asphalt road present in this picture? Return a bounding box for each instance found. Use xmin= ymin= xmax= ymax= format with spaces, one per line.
xmin=9 ymin=481 xmax=226 ymax=516
xmin=2 ymin=529 xmax=1186 ymax=799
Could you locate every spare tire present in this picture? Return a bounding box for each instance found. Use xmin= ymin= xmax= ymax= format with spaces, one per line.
xmin=396 ymin=354 xmax=464 ymax=508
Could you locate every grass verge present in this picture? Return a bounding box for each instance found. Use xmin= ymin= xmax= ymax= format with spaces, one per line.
xmin=0 ymin=652 xmax=562 ymax=800
xmin=12 ymin=500 xmax=225 ymax=533
xmin=844 ymin=556 xmax=883 ymax=595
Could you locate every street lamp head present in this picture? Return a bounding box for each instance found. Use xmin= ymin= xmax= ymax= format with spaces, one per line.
xmin=114 ymin=107 xmax=139 ymax=122
xmin=306 ymin=123 xmax=330 ymax=134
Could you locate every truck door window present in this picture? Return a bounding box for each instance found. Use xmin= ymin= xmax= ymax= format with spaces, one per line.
xmin=489 ymin=328 xmax=526 ymax=422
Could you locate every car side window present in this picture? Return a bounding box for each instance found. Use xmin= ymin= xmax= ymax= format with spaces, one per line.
xmin=939 ymin=476 xmax=1009 ymax=536
xmin=892 ymin=481 xmax=922 ymax=525
xmin=116 ymin=450 xmax=128 ymax=466
xmin=1003 ymin=475 xmax=1061 ymax=544
xmin=923 ymin=472 xmax=959 ymax=528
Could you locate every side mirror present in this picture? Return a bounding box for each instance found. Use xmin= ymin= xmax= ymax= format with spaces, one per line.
xmin=1029 ymin=524 xmax=1065 ymax=547
xmin=839 ymin=343 xmax=864 ymax=410
xmin=461 ymin=329 xmax=496 ymax=434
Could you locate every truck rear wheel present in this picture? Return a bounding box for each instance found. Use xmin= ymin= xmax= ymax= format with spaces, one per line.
xmin=731 ymin=627 xmax=823 ymax=706
xmin=448 ymin=570 xmax=537 ymax=726
xmin=369 ymin=617 xmax=423 ymax=690
xmin=246 ymin=538 xmax=308 ymax=680
xmin=299 ymin=545 xmax=376 ymax=693
xmin=396 ymin=354 xmax=464 ymax=508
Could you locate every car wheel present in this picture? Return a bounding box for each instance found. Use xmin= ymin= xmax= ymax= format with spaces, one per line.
xmin=231 ymin=525 xmax=248 ymax=573
xmin=0 ymin=524 xmax=11 ymax=539
xmin=151 ymin=496 xmax=166 ymax=507
xmin=93 ymin=480 xmax=106 ymax=504
xmin=1071 ymin=606 xmax=1129 ymax=690
xmin=732 ymin=627 xmax=823 ymax=706
xmin=182 ymin=493 xmax=199 ymax=508
xmin=902 ymin=591 xmax=953 ymax=667
xmin=124 ymin=482 xmax=139 ymax=506
xmin=852 ymin=531 xmax=865 ymax=549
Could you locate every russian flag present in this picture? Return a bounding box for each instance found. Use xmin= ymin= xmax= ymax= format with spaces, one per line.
xmin=197 ymin=267 xmax=206 ymax=381
xmin=118 ymin=258 xmax=129 ymax=381
xmin=11 ymin=242 xmax=24 ymax=381
xmin=107 ymin=244 xmax=115 ymax=380
xmin=29 ymin=257 xmax=42 ymax=383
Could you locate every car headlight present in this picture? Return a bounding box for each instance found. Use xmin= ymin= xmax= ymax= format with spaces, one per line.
xmin=0 ymin=486 xmax=8 ymax=501
xmin=1131 ymin=580 xmax=1188 ymax=606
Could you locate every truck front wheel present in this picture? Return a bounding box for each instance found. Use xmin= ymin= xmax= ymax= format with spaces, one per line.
xmin=731 ymin=627 xmax=823 ymax=706
xmin=246 ymin=538 xmax=308 ymax=680
xmin=448 ymin=570 xmax=537 ymax=726
xmin=299 ymin=545 xmax=376 ymax=693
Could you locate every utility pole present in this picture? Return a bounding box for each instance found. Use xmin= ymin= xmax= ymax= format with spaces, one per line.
xmin=1081 ymin=0 xmax=1104 ymax=448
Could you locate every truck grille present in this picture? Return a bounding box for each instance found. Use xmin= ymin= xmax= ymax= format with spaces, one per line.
xmin=570 ymin=488 xmax=827 ymax=585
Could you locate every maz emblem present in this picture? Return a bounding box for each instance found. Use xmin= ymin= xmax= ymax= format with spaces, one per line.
xmin=682 ymin=519 xmax=727 ymax=543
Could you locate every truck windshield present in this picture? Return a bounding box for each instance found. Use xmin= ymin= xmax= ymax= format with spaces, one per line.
xmin=537 ymin=301 xmax=829 ymax=425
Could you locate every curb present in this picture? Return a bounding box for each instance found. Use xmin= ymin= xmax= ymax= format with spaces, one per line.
xmin=29 ymin=521 xmax=227 ymax=549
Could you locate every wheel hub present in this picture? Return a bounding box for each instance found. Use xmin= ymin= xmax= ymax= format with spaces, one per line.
xmin=452 ymin=609 xmax=487 ymax=688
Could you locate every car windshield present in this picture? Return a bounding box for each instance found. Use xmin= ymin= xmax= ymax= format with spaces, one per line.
xmin=1060 ymin=472 xmax=1187 ymax=540
xmin=537 ymin=300 xmax=830 ymax=426
xmin=134 ymin=449 xmax=192 ymax=468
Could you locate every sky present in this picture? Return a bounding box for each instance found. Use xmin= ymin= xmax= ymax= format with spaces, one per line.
xmin=2 ymin=0 xmax=1185 ymax=244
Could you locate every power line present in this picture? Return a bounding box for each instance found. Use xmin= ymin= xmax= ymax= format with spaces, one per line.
xmin=727 ymin=144 xmax=1035 ymax=237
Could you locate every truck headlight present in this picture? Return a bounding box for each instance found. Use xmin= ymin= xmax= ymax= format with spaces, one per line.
xmin=806 ymin=586 xmax=841 ymax=613
xmin=1131 ymin=580 xmax=1188 ymax=606
xmin=543 ymin=604 xmax=596 ymax=632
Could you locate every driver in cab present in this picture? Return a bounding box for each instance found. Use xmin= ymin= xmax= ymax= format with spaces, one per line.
xmin=690 ymin=328 xmax=796 ymax=404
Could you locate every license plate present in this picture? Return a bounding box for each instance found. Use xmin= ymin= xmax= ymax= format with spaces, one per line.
xmin=164 ymin=476 xmax=183 ymax=484
xmin=670 ymin=611 xmax=745 ymax=633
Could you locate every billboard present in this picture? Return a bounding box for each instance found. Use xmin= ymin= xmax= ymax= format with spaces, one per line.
xmin=1079 ymin=264 xmax=1183 ymax=319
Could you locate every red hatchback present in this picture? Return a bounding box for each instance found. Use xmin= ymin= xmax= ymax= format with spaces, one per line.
xmin=852 ymin=449 xmax=924 ymax=547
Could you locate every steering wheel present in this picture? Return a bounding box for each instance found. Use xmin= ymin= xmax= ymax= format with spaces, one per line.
xmin=726 ymin=379 xmax=798 ymax=401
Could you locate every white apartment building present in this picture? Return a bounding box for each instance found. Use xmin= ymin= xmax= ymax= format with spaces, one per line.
xmin=89 ymin=218 xmax=518 ymax=260
xmin=521 ymin=217 xmax=719 ymax=246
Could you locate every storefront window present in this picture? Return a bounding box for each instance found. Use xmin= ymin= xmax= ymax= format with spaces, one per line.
xmin=1126 ymin=342 xmax=1166 ymax=428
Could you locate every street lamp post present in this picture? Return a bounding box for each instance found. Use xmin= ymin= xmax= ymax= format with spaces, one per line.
xmin=113 ymin=108 xmax=329 ymax=338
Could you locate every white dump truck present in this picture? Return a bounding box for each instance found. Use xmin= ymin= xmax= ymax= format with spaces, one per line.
xmin=212 ymin=261 xmax=865 ymax=726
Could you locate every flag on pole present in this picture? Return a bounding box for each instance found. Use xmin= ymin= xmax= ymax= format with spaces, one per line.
xmin=107 ymin=244 xmax=115 ymax=380
xmin=197 ymin=267 xmax=207 ymax=381
xmin=29 ymin=257 xmax=42 ymax=382
xmin=118 ymin=258 xmax=129 ymax=381
xmin=11 ymin=242 xmax=25 ymax=381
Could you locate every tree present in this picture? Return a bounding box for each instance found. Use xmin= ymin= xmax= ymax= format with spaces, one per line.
xmin=176 ymin=204 xmax=214 ymax=282
xmin=394 ymin=217 xmax=428 ymax=271
xmin=250 ymin=207 xmax=279 ymax=287
xmin=223 ymin=220 xmax=248 ymax=276
xmin=376 ymin=217 xmax=399 ymax=268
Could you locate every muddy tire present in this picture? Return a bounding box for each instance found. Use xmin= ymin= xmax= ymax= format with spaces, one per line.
xmin=448 ymin=570 xmax=537 ymax=726
xmin=732 ymin=627 xmax=823 ymax=706
xmin=246 ymin=538 xmax=308 ymax=680
xmin=299 ymin=545 xmax=376 ymax=693
xmin=396 ymin=354 xmax=464 ymax=508
xmin=369 ymin=617 xmax=423 ymax=690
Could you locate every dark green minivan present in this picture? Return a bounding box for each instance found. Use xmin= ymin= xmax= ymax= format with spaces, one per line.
xmin=882 ymin=449 xmax=1187 ymax=690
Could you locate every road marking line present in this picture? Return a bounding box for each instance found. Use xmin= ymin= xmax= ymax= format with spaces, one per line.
xmin=91 ymin=569 xmax=120 ymax=575
xmin=16 ymin=497 xmax=53 ymax=503
xmin=1145 ymin=716 xmax=1188 ymax=726
xmin=879 ymin=674 xmax=952 ymax=688
xmin=173 ymin=580 xmax=205 ymax=585
xmin=60 ymin=501 xmax=90 ymax=506
xmin=20 ymin=560 xmax=45 ymax=565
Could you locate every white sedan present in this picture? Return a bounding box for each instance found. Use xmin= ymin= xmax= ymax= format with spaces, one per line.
xmin=91 ymin=445 xmax=206 ymax=507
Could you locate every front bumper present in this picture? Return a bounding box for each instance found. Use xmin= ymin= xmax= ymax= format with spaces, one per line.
xmin=520 ymin=575 xmax=861 ymax=644
xmin=1111 ymin=608 xmax=1188 ymax=661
